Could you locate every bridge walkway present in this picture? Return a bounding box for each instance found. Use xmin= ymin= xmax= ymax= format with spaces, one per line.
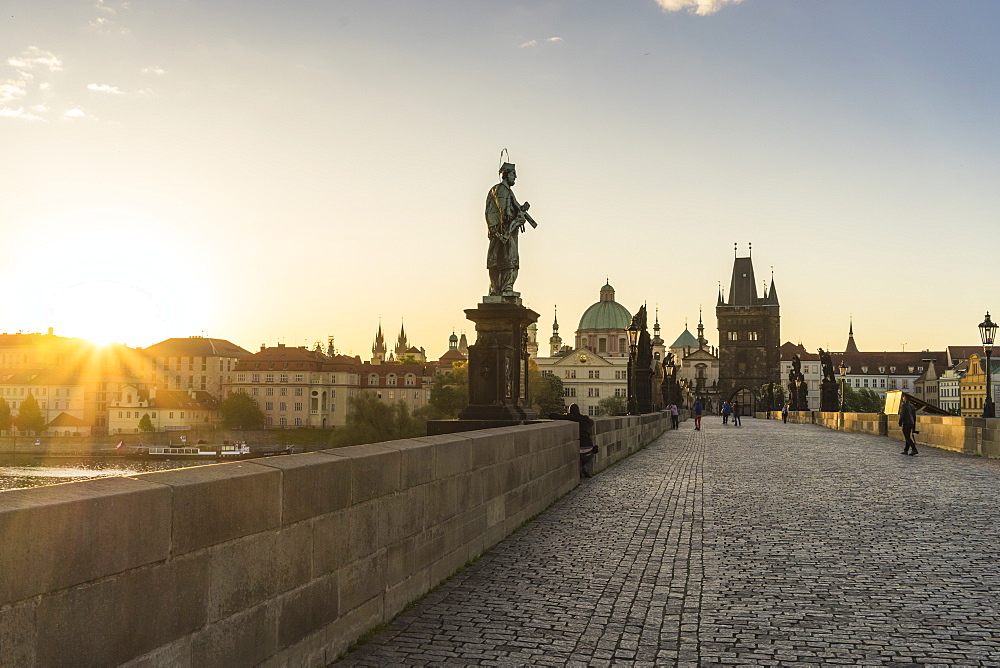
xmin=337 ymin=416 xmax=1000 ymax=666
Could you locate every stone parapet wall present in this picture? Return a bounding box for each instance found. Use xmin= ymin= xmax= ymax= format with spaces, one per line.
xmin=0 ymin=413 xmax=671 ymax=666
xmin=755 ymin=411 xmax=1000 ymax=458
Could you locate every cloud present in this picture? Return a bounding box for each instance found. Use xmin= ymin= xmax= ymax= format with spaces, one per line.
xmin=0 ymin=107 xmax=46 ymax=121
xmin=8 ymin=46 xmax=62 ymax=72
xmin=0 ymin=81 xmax=27 ymax=104
xmin=518 ymin=40 xmax=538 ymax=48
xmin=62 ymin=107 xmax=98 ymax=121
xmin=547 ymin=37 xmax=564 ymax=42
xmin=88 ymin=83 xmax=123 ymax=94
xmin=654 ymin=0 xmax=743 ymax=16
xmin=88 ymin=0 xmax=130 ymax=34
xmin=141 ymin=66 xmax=167 ymax=75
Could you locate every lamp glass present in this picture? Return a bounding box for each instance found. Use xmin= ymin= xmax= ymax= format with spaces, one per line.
xmin=979 ymin=311 xmax=997 ymax=348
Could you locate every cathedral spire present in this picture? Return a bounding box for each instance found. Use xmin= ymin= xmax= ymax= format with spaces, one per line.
xmin=845 ymin=317 xmax=860 ymax=353
xmin=697 ymin=307 xmax=706 ymax=349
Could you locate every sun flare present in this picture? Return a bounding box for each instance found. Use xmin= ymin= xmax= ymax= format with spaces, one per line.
xmin=6 ymin=208 xmax=214 ymax=347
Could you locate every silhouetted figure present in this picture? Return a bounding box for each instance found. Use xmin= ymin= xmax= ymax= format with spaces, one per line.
xmin=899 ymin=395 xmax=918 ymax=456
xmin=549 ymin=403 xmax=598 ymax=477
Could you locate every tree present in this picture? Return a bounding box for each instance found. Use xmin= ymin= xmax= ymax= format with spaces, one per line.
xmin=13 ymin=392 xmax=45 ymax=434
xmin=843 ymin=385 xmax=884 ymax=413
xmin=428 ymin=362 xmax=468 ymax=418
xmin=220 ymin=391 xmax=266 ymax=429
xmin=396 ymin=354 xmax=422 ymax=365
xmin=597 ymin=396 xmax=628 ymax=416
xmin=329 ymin=393 xmax=425 ymax=447
xmin=528 ymin=359 xmax=565 ymax=416
xmin=0 ymin=397 xmax=11 ymax=434
xmin=138 ymin=413 xmax=155 ymax=432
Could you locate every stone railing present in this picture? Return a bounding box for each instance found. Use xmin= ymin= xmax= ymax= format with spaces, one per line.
xmin=0 ymin=412 xmax=671 ymax=666
xmin=756 ymin=411 xmax=1000 ymax=458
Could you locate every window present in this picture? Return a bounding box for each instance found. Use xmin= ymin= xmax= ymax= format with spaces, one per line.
xmin=387 ymin=374 xmax=397 ymax=386
xmin=564 ymin=370 xmax=576 ymax=379
xmin=615 ymin=388 xmax=625 ymax=397
xmin=406 ymin=374 xmax=415 ymax=386
xmin=294 ymin=402 xmax=303 ymax=411
xmin=169 ymin=412 xmax=174 ymax=419
xmin=265 ymin=402 xmax=273 ymax=410
xmin=266 ymin=387 xmax=274 ymax=396
xmin=294 ymin=374 xmax=304 ymax=382
xmin=252 ymin=388 xmax=259 ymax=396
xmin=295 ymin=388 xmax=303 ymax=396
xmin=252 ymin=374 xmax=260 ymax=383
xmin=280 ymin=374 xmax=288 ymax=383
xmin=294 ymin=418 xmax=302 ymax=426
xmin=748 ymin=332 xmax=759 ymax=341
xmin=280 ymin=388 xmax=287 ymax=396
xmin=588 ymin=387 xmax=600 ymax=397
xmin=563 ymin=387 xmax=577 ymax=397
xmin=237 ymin=373 xmax=246 ymax=383
xmin=588 ymin=406 xmax=599 ymax=416
xmin=369 ymin=374 xmax=379 ymax=385
xmin=279 ymin=417 xmax=287 ymax=426
xmin=266 ymin=417 xmax=273 ymax=425
xmin=588 ymin=370 xmax=601 ymax=379
xmin=280 ymin=402 xmax=287 ymax=411
xmin=266 ymin=374 xmax=274 ymax=383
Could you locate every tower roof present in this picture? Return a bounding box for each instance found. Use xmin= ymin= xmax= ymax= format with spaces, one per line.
xmin=727 ymin=256 xmax=758 ymax=306
xmin=670 ymin=327 xmax=700 ymax=349
xmin=845 ymin=319 xmax=860 ymax=353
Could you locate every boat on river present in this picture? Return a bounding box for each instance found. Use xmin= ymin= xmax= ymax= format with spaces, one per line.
xmin=143 ymin=443 xmax=253 ymax=459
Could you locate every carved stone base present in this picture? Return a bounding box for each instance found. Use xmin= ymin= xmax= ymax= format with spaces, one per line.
xmin=458 ymin=301 xmax=539 ymax=422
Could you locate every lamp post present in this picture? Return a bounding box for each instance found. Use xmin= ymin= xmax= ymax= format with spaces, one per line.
xmin=838 ymin=360 xmax=848 ymax=413
xmin=979 ymin=311 xmax=997 ymax=418
xmin=626 ymin=321 xmax=640 ymax=415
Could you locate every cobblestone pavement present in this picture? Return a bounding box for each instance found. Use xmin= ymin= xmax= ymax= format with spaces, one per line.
xmin=337 ymin=418 xmax=1000 ymax=666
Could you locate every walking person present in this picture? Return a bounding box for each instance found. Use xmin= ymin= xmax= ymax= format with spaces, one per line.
xmin=693 ymin=399 xmax=703 ymax=431
xmin=668 ymin=402 xmax=679 ymax=430
xmin=721 ymin=400 xmax=731 ymax=425
xmin=549 ymin=403 xmax=598 ymax=477
xmin=781 ymin=403 xmax=789 ymax=423
xmin=899 ymin=394 xmax=918 ymax=456
xmin=732 ymin=400 xmax=742 ymax=426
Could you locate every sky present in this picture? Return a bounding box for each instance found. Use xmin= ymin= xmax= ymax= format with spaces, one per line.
xmin=2 ymin=0 xmax=998 ymax=359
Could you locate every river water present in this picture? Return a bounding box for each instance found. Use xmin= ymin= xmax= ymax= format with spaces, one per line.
xmin=0 ymin=457 xmax=212 ymax=492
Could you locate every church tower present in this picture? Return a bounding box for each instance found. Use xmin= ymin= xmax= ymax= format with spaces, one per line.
xmin=394 ymin=322 xmax=408 ymax=360
xmin=716 ymin=244 xmax=780 ymax=410
xmin=372 ymin=323 xmax=387 ymax=364
xmin=549 ymin=306 xmax=563 ymax=356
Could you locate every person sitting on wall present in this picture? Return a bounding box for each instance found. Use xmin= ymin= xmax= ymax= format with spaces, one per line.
xmin=548 ymin=403 xmax=598 ymax=478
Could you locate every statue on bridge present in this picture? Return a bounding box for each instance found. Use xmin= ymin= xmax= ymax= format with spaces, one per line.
xmin=485 ymin=156 xmax=537 ymax=299
xmin=818 ymin=348 xmax=840 ymax=412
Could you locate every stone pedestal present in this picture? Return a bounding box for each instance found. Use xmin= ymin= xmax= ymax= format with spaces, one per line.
xmin=820 ymin=379 xmax=840 ymax=412
xmin=457 ymin=300 xmax=539 ymax=422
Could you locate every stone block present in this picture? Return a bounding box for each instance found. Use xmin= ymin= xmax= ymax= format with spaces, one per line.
xmin=0 ymin=598 xmax=35 ymax=667
xmin=313 ymin=500 xmax=380 ymax=575
xmin=36 ymin=553 xmax=208 ymax=667
xmin=120 ymin=637 xmax=193 ymax=668
xmin=208 ymin=522 xmax=312 ymax=622
xmin=323 ymin=443 xmax=400 ymax=504
xmin=191 ymin=601 xmax=277 ymax=668
xmin=384 ymin=570 xmax=430 ymax=622
xmin=379 ymin=488 xmax=426 ymax=548
xmin=277 ymin=572 xmax=340 ymax=650
xmin=137 ymin=462 xmax=281 ymax=556
xmin=425 ymin=476 xmax=460 ymax=525
xmin=0 ymin=477 xmax=170 ymax=606
xmin=339 ymin=551 xmax=386 ymax=613
xmin=393 ymin=440 xmax=435 ymax=489
xmin=428 ymin=547 xmax=470 ymax=585
xmin=385 ymin=533 xmax=422 ymax=585
xmin=463 ymin=429 xmax=511 ymax=468
xmin=323 ymin=595 xmax=383 ymax=662
xmin=255 ymin=452 xmax=351 ymax=525
xmin=427 ymin=433 xmax=475 ymax=478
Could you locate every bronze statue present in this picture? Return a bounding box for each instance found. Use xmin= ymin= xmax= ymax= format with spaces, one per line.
xmin=485 ymin=161 xmax=537 ymax=296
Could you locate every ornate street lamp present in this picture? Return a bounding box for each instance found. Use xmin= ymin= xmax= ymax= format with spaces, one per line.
xmin=838 ymin=360 xmax=848 ymax=413
xmin=626 ymin=321 xmax=640 ymax=415
xmin=979 ymin=311 xmax=997 ymax=418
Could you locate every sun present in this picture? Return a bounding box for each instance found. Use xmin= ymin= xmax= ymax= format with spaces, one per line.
xmin=5 ymin=208 xmax=214 ymax=347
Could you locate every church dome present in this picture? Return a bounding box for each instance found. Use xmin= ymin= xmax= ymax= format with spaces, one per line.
xmin=578 ymin=283 xmax=632 ymax=331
